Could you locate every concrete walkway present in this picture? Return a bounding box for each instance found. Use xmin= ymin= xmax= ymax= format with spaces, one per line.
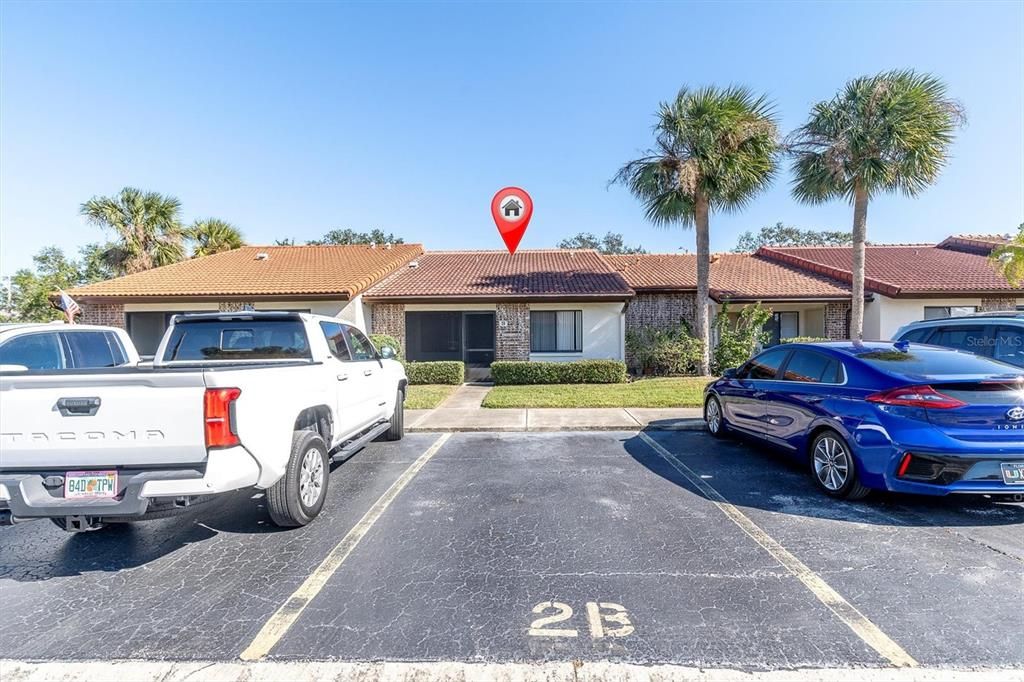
xmin=407 ymin=384 xmax=704 ymax=432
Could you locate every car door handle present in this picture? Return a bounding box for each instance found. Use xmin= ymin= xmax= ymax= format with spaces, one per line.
xmin=363 ymin=369 xmax=374 ymax=376
xmin=337 ymin=374 xmax=348 ymax=381
xmin=753 ymin=391 xmax=767 ymax=398
xmin=804 ymin=395 xmax=825 ymax=403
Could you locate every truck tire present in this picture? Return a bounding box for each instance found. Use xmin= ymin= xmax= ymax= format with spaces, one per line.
xmin=385 ymin=388 xmax=404 ymax=441
xmin=267 ymin=430 xmax=330 ymax=527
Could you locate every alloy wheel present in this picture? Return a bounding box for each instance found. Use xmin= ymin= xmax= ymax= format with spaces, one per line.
xmin=706 ymin=399 xmax=722 ymax=434
xmin=813 ymin=437 xmax=850 ymax=491
xmin=299 ymin=448 xmax=325 ymax=508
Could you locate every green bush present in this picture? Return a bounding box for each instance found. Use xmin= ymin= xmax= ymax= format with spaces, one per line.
xmin=370 ymin=333 xmax=403 ymax=359
xmin=626 ymin=324 xmax=704 ymax=376
xmin=712 ymin=302 xmax=772 ymax=374
xmin=404 ymin=361 xmax=464 ymax=385
xmin=491 ymin=360 xmax=627 ymax=385
xmin=780 ymin=336 xmax=828 ymax=344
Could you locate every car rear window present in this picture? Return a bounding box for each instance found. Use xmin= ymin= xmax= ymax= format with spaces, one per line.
xmin=782 ymin=350 xmax=842 ymax=383
xmin=854 ymin=346 xmax=1023 ymax=378
xmin=64 ymin=331 xmax=125 ymax=368
xmin=162 ymin=319 xmax=311 ymax=361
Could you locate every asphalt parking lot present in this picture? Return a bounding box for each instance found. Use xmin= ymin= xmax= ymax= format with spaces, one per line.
xmin=1 ymin=430 xmax=1022 ymax=672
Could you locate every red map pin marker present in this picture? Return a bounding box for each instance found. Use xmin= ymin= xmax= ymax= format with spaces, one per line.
xmin=491 ymin=187 xmax=533 ymax=255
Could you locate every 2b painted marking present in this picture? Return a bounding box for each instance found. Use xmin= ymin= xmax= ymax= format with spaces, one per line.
xmin=527 ymin=601 xmax=634 ymax=638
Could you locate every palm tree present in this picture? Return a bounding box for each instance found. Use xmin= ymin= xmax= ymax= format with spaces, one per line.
xmin=991 ymin=224 xmax=1024 ymax=287
xmin=80 ymin=187 xmax=185 ymax=275
xmin=614 ymin=86 xmax=780 ymax=375
xmin=787 ymin=70 xmax=965 ymax=339
xmin=187 ymin=218 xmax=245 ymax=257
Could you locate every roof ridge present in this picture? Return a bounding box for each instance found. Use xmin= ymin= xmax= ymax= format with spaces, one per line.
xmin=422 ymin=248 xmax=601 ymax=254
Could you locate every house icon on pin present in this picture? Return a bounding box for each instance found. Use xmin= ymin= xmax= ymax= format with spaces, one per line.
xmin=502 ymin=198 xmax=522 ymax=218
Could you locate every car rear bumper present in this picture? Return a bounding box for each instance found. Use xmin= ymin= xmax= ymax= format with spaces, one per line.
xmin=0 ymin=447 xmax=260 ymax=520
xmin=854 ymin=442 xmax=1024 ymax=496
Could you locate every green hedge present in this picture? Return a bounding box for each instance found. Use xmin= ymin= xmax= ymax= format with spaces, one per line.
xmin=405 ymin=361 xmax=464 ymax=385
xmin=370 ymin=333 xmax=403 ymax=359
xmin=780 ymin=336 xmax=829 ymax=344
xmin=491 ymin=360 xmax=627 ymax=385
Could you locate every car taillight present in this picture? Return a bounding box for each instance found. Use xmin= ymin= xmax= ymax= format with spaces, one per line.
xmin=204 ymin=387 xmax=241 ymax=448
xmin=866 ymin=385 xmax=966 ymax=410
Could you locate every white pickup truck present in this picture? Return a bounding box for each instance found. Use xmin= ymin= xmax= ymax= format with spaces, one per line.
xmin=0 ymin=312 xmax=407 ymax=531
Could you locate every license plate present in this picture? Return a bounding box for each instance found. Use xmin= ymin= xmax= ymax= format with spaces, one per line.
xmin=1000 ymin=462 xmax=1024 ymax=486
xmin=64 ymin=470 xmax=118 ymax=499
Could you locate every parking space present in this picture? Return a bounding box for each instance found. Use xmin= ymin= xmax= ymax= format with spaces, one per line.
xmin=1 ymin=430 xmax=1021 ymax=670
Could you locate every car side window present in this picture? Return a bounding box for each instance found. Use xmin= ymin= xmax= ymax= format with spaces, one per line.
xmin=747 ymin=349 xmax=789 ymax=380
xmin=929 ymin=326 xmax=990 ymax=355
xmin=319 ymin=321 xmax=352 ymax=361
xmin=0 ymin=332 xmax=66 ymax=370
xmin=899 ymin=328 xmax=933 ymax=343
xmin=63 ymin=331 xmax=120 ymax=368
xmin=993 ymin=326 xmax=1024 ymax=367
xmin=782 ymin=350 xmax=841 ymax=383
xmin=343 ymin=326 xmax=376 ymax=361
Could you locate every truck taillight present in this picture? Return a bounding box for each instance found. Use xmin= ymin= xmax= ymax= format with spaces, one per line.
xmin=204 ymin=388 xmax=241 ymax=448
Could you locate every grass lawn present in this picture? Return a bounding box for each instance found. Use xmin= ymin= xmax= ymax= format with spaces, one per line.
xmin=405 ymin=384 xmax=457 ymax=410
xmin=481 ymin=376 xmax=712 ymax=409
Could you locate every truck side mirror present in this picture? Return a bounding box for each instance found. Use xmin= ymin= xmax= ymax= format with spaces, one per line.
xmin=379 ymin=346 xmax=396 ymax=360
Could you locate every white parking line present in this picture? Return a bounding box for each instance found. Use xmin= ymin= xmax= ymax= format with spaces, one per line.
xmin=239 ymin=432 xmax=453 ymax=661
xmin=637 ymin=432 xmax=918 ymax=668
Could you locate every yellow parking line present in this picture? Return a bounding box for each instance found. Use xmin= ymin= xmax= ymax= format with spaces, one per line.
xmin=638 ymin=432 xmax=918 ymax=668
xmin=240 ymin=432 xmax=453 ymax=661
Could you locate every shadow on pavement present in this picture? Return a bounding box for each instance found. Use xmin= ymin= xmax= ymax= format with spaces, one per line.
xmin=622 ymin=429 xmax=1024 ymax=529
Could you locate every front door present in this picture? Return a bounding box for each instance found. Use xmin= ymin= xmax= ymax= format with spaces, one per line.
xmin=463 ymin=313 xmax=495 ymax=366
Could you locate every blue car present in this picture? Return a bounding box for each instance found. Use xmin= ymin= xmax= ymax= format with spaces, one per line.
xmin=703 ymin=341 xmax=1024 ymax=500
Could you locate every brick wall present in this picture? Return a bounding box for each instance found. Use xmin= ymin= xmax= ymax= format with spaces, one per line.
xmin=218 ymin=301 xmax=255 ymax=312
xmin=824 ymin=301 xmax=850 ymax=339
xmin=623 ymin=293 xmax=698 ymax=367
xmin=371 ymin=303 xmax=406 ymax=344
xmin=80 ymin=302 xmax=125 ymax=328
xmin=496 ymin=303 xmax=530 ymax=360
xmin=980 ymin=297 xmax=1017 ymax=312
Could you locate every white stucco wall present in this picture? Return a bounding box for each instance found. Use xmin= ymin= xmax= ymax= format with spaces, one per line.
xmin=123 ymin=298 xmax=367 ymax=331
xmin=872 ymin=296 xmax=1024 ymax=339
xmin=528 ymin=301 xmax=625 ymax=362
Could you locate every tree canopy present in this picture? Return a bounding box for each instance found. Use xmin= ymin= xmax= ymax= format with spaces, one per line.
xmin=557 ymin=231 xmax=646 ymax=255
xmin=307 ymin=228 xmax=404 ymax=246
xmin=80 ymin=187 xmax=185 ymax=275
xmin=991 ymin=223 xmax=1024 ymax=287
xmin=732 ymin=222 xmax=852 ymax=252
xmin=187 ymin=218 xmax=245 ymax=257
xmin=3 ymin=244 xmax=113 ymax=323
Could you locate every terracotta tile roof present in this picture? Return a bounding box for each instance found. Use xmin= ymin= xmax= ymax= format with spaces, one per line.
xmin=364 ymin=250 xmax=634 ymax=300
xmin=605 ymin=254 xmax=851 ymax=300
xmin=759 ymin=244 xmax=1021 ymax=296
xmin=70 ymin=244 xmax=423 ymax=300
xmin=937 ymin=234 xmax=1013 ymax=255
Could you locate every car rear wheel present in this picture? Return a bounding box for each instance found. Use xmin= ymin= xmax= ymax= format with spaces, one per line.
xmin=705 ymin=396 xmax=727 ymax=438
xmin=809 ymin=430 xmax=870 ymax=500
xmin=267 ymin=430 xmax=329 ymax=527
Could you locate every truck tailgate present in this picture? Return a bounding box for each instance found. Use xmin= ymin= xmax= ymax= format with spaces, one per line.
xmin=0 ymin=371 xmax=209 ymax=469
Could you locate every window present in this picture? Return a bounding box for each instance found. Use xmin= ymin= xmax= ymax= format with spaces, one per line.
xmin=855 ymin=346 xmax=1019 ymax=376
xmin=929 ymin=326 xmax=989 ymax=354
xmin=162 ymin=319 xmax=311 ymax=361
xmin=319 ymin=321 xmax=352 ymax=361
xmin=530 ymin=310 xmax=582 ymax=352
xmin=764 ymin=311 xmax=799 ymax=346
xmin=993 ymin=326 xmax=1024 ymax=368
xmin=924 ymin=306 xmax=979 ymax=320
xmin=64 ymin=331 xmax=125 ymax=368
xmin=0 ymin=333 xmax=65 ymax=369
xmin=343 ymin=326 xmax=376 ymax=361
xmin=898 ymin=328 xmax=933 ymax=343
xmin=782 ymin=350 xmax=842 ymax=383
xmin=742 ymin=348 xmax=789 ymax=380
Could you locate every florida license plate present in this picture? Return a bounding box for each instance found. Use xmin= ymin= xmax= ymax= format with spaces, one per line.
xmin=1000 ymin=462 xmax=1024 ymax=486
xmin=64 ymin=470 xmax=118 ymax=499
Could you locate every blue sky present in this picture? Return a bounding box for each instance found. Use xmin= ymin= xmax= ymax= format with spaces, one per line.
xmin=1 ymin=1 xmax=1021 ymax=275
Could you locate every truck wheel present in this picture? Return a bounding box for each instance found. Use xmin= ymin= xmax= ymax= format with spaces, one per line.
xmin=267 ymin=430 xmax=330 ymax=527
xmin=385 ymin=388 xmax=404 ymax=441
